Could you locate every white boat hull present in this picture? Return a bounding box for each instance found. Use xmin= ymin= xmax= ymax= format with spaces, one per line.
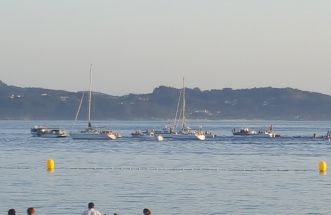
xmin=131 ymin=134 xmax=164 ymax=141
xmin=166 ymin=133 xmax=206 ymax=141
xmin=35 ymin=134 xmax=68 ymax=138
xmin=233 ymin=133 xmax=277 ymax=138
xmin=71 ymin=133 xmax=116 ymax=140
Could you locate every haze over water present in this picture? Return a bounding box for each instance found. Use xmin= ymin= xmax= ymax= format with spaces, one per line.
xmin=1 ymin=120 xmax=331 ymax=214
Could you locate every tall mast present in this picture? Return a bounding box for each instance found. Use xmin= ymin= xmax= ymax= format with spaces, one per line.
xmin=88 ymin=64 xmax=93 ymax=128
xmin=173 ymin=89 xmax=182 ymax=130
xmin=182 ymin=77 xmax=186 ymax=129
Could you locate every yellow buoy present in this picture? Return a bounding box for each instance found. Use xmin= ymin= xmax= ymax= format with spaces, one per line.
xmin=47 ymin=159 xmax=55 ymax=171
xmin=319 ymin=160 xmax=327 ymax=173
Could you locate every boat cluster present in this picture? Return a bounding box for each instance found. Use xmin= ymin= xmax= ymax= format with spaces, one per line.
xmin=30 ymin=123 xmax=331 ymax=141
xmin=29 ymin=66 xmax=331 ymax=142
xmin=30 ymin=69 xmax=218 ymax=141
xmin=30 ymin=125 xmax=215 ymax=141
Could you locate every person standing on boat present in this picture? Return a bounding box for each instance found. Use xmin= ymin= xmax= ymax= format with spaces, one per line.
xmin=82 ymin=202 xmax=102 ymax=215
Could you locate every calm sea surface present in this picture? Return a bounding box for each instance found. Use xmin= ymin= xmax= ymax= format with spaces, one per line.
xmin=1 ymin=120 xmax=331 ymax=215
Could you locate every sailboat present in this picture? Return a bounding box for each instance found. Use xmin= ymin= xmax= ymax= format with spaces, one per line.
xmin=71 ymin=65 xmax=120 ymax=140
xmin=154 ymin=78 xmax=206 ymax=141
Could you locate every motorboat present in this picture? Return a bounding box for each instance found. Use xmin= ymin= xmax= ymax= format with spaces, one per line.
xmin=31 ymin=126 xmax=68 ymax=138
xmin=131 ymin=130 xmax=164 ymax=141
xmin=233 ymin=125 xmax=280 ymax=138
xmin=256 ymin=125 xmax=280 ymax=138
xmin=71 ymin=65 xmax=120 ymax=140
xmin=31 ymin=126 xmax=46 ymax=136
xmin=233 ymin=128 xmax=258 ymax=136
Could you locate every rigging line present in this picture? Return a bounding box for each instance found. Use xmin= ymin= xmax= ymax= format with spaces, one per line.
xmin=173 ymin=87 xmax=183 ymax=130
xmin=88 ymin=64 xmax=93 ymax=127
xmin=74 ymin=92 xmax=85 ymax=122
xmin=182 ymin=77 xmax=186 ymax=129
xmin=70 ymin=91 xmax=85 ymax=130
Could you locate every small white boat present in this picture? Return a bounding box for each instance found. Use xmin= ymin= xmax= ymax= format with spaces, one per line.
xmin=71 ymin=65 xmax=120 ymax=140
xmin=31 ymin=126 xmax=68 ymax=138
xmin=256 ymin=125 xmax=280 ymax=138
xmin=233 ymin=125 xmax=279 ymax=138
xmin=259 ymin=129 xmax=279 ymax=138
xmin=233 ymin=128 xmax=258 ymax=136
xmin=131 ymin=130 xmax=164 ymax=141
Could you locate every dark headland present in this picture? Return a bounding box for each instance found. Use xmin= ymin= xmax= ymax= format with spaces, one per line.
xmin=1 ymin=80 xmax=331 ymax=120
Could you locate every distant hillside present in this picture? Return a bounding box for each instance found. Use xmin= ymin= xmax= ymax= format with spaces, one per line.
xmin=1 ymin=80 xmax=331 ymax=120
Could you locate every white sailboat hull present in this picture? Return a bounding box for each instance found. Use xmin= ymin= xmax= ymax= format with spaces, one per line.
xmin=71 ymin=66 xmax=120 ymax=141
xmin=132 ymin=135 xmax=164 ymax=141
xmin=162 ymin=133 xmax=206 ymax=141
xmin=71 ymin=132 xmax=117 ymax=140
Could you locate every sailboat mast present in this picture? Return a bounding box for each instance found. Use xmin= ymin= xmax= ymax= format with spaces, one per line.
xmin=173 ymin=89 xmax=182 ymax=130
xmin=88 ymin=64 xmax=93 ymax=127
xmin=182 ymin=77 xmax=186 ymax=129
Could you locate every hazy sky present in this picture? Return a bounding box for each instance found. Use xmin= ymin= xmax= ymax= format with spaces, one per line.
xmin=1 ymin=0 xmax=330 ymax=95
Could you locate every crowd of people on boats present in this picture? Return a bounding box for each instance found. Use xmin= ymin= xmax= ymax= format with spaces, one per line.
xmin=7 ymin=203 xmax=152 ymax=215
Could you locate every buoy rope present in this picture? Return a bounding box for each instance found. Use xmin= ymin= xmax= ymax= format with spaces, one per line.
xmin=0 ymin=166 xmax=316 ymax=172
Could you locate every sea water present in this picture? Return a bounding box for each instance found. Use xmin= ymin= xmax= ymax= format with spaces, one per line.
xmin=0 ymin=120 xmax=331 ymax=215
